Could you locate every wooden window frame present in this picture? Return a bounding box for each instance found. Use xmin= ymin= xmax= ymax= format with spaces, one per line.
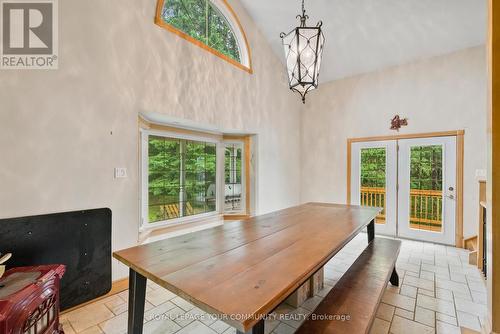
xmin=346 ymin=130 xmax=465 ymax=248
xmin=154 ymin=0 xmax=253 ymax=74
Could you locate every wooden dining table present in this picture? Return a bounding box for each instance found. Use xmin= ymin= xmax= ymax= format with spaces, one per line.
xmin=113 ymin=203 xmax=380 ymax=334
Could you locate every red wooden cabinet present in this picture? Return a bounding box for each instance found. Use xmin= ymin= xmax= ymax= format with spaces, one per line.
xmin=0 ymin=265 xmax=66 ymax=334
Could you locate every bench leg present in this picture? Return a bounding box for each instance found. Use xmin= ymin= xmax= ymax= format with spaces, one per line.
xmin=128 ymin=268 xmax=147 ymax=334
xmin=367 ymin=219 xmax=375 ymax=243
xmin=390 ymin=267 xmax=399 ymax=286
xmin=237 ymin=320 xmax=264 ymax=334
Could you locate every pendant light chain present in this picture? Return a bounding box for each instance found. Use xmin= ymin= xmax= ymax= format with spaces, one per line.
xmin=299 ymin=0 xmax=308 ymax=27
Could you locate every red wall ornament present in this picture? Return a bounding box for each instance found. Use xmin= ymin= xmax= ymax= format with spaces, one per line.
xmin=390 ymin=115 xmax=408 ymax=131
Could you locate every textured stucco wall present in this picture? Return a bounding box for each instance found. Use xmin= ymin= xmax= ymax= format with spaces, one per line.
xmin=301 ymin=46 xmax=487 ymax=240
xmin=0 ymin=0 xmax=302 ymax=279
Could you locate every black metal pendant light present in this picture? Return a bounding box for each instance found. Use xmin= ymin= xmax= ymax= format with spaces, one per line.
xmin=280 ymin=0 xmax=325 ymax=104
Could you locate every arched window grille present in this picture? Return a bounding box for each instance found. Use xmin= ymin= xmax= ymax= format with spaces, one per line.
xmin=155 ymin=0 xmax=252 ymax=73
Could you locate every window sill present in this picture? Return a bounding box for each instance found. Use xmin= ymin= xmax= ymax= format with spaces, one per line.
xmin=223 ymin=214 xmax=251 ymax=221
xmin=139 ymin=214 xmax=223 ymax=244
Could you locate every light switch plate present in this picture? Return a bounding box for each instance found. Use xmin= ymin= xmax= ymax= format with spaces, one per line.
xmin=114 ymin=168 xmax=127 ymax=178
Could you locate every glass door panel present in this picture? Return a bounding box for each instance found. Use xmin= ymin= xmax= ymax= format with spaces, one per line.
xmin=360 ymin=147 xmax=387 ymax=225
xmin=351 ymin=141 xmax=397 ymax=236
xmin=409 ymin=145 xmax=443 ymax=232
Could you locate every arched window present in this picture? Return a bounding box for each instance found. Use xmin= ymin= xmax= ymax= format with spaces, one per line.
xmin=155 ymin=0 xmax=252 ymax=73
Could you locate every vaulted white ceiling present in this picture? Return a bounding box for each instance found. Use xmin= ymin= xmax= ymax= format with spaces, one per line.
xmin=239 ymin=0 xmax=487 ymax=82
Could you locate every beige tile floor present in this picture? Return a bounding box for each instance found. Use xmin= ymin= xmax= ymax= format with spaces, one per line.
xmin=60 ymin=234 xmax=487 ymax=334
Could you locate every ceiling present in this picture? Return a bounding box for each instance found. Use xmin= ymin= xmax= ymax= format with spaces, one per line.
xmin=239 ymin=0 xmax=487 ymax=82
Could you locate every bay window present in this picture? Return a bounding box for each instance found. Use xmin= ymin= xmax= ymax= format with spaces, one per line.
xmin=141 ymin=128 xmax=249 ymax=229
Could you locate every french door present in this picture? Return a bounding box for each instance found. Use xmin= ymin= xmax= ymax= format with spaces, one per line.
xmin=397 ymin=137 xmax=456 ymax=244
xmin=350 ymin=136 xmax=457 ymax=245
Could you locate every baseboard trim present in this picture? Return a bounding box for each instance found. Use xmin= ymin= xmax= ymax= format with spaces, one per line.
xmin=61 ymin=278 xmax=129 ymax=314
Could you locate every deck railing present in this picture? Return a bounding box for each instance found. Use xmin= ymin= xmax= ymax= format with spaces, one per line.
xmin=360 ymin=187 xmax=386 ymax=224
xmin=360 ymin=187 xmax=443 ymax=231
xmin=408 ymin=189 xmax=443 ymax=231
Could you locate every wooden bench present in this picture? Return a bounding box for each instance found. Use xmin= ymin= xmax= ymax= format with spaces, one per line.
xmin=296 ymin=238 xmax=401 ymax=334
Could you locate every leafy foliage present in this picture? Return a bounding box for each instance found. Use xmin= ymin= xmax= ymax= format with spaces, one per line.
xmin=359 ymin=146 xmax=443 ymax=190
xmin=148 ymin=137 xmax=244 ymax=223
xmin=360 ymin=148 xmax=386 ymax=188
xmin=148 ymin=136 xmax=216 ymax=223
xmin=161 ymin=0 xmax=241 ymax=62
xmin=409 ymin=145 xmax=443 ymax=229
xmin=409 ymin=145 xmax=443 ymax=190
xmin=359 ymin=145 xmax=444 ymax=229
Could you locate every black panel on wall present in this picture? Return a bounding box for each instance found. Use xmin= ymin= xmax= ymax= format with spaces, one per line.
xmin=0 ymin=208 xmax=112 ymax=310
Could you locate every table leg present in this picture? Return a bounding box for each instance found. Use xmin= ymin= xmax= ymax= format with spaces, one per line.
xmin=236 ymin=320 xmax=264 ymax=334
xmin=367 ymin=219 xmax=375 ymax=243
xmin=390 ymin=267 xmax=399 ymax=286
xmin=128 ymin=268 xmax=147 ymax=334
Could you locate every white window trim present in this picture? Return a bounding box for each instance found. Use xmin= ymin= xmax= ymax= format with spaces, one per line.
xmin=140 ymin=129 xmax=247 ymax=231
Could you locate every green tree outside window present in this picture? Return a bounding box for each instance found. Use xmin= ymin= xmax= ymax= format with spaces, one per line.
xmin=148 ymin=136 xmax=217 ymax=223
xmin=161 ymin=0 xmax=241 ymax=62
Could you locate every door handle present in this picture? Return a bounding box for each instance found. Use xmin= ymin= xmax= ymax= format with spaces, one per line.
xmin=447 ymin=186 xmax=455 ymax=200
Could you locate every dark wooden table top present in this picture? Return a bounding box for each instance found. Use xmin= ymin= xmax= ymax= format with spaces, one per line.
xmin=113 ymin=203 xmax=380 ymax=332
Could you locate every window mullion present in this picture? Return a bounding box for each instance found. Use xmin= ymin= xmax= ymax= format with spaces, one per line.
xmin=179 ymin=139 xmax=186 ymax=218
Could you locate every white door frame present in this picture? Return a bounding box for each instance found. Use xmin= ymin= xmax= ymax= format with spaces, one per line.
xmin=347 ymin=131 xmax=464 ymax=247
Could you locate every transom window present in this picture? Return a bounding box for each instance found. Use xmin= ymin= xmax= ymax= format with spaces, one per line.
xmin=155 ymin=0 xmax=252 ymax=72
xmin=141 ymin=128 xmax=250 ymax=228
